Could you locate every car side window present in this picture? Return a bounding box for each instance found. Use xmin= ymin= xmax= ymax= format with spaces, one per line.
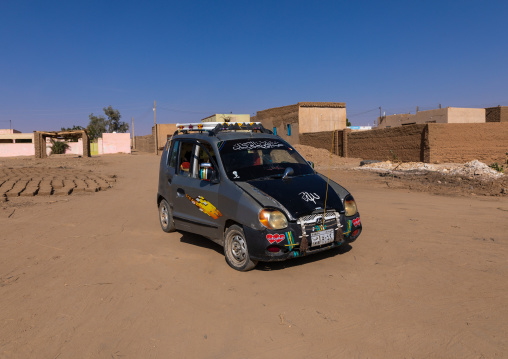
xmin=191 ymin=143 xmax=218 ymax=179
xmin=202 ymin=142 xmax=218 ymax=166
xmin=168 ymin=140 xmax=179 ymax=168
xmin=178 ymin=142 xmax=194 ymax=176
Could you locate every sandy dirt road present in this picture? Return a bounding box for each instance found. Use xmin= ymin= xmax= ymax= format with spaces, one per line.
xmin=1 ymin=153 xmax=507 ymax=358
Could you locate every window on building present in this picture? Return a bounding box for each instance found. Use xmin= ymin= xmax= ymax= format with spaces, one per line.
xmin=272 ymin=127 xmax=277 ymax=135
xmin=287 ymin=124 xmax=291 ymax=136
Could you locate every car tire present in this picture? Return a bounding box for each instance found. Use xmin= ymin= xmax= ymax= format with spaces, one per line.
xmin=159 ymin=198 xmax=176 ymax=233
xmin=224 ymin=225 xmax=257 ymax=271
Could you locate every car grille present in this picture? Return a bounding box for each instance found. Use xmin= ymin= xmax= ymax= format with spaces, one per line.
xmin=297 ymin=211 xmax=339 ymax=226
xmin=295 ymin=211 xmax=344 ymax=247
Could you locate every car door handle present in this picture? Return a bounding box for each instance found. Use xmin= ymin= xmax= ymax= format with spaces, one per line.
xmin=176 ymin=188 xmax=185 ymax=197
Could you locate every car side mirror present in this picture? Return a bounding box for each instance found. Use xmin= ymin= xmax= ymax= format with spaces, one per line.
xmin=307 ymin=161 xmax=315 ymax=169
xmin=282 ymin=167 xmax=294 ymax=182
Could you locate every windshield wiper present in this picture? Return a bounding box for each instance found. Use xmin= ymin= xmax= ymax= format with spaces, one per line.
xmin=252 ymin=173 xmax=283 ymax=180
xmin=253 ymin=168 xmax=295 ymax=181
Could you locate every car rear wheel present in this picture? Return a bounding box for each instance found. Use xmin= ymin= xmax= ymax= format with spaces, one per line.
xmin=159 ymin=198 xmax=175 ymax=233
xmin=224 ymin=225 xmax=257 ymax=271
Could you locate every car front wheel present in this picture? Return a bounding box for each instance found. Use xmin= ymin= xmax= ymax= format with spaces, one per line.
xmin=224 ymin=225 xmax=257 ymax=271
xmin=159 ymin=198 xmax=175 ymax=233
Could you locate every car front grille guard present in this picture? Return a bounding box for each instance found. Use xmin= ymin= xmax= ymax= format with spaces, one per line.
xmin=297 ymin=211 xmax=343 ymax=255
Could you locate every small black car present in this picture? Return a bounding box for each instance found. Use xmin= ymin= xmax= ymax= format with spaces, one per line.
xmin=157 ymin=122 xmax=362 ymax=271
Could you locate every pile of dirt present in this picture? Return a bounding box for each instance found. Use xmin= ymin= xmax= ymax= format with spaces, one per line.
xmin=379 ymin=171 xmax=508 ymax=197
xmin=358 ymin=160 xmax=507 ymax=197
xmin=359 ymin=159 xmax=504 ymax=180
xmin=294 ymin=145 xmax=508 ymax=197
xmin=293 ymin=144 xmax=360 ymax=168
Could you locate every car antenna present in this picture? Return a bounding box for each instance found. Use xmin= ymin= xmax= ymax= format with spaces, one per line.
xmin=322 ymin=121 xmax=334 ymax=227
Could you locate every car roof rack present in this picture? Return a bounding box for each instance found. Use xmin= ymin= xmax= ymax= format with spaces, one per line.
xmin=174 ymin=122 xmax=273 ymax=136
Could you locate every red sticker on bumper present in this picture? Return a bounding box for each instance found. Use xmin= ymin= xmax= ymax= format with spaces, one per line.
xmin=266 ymin=233 xmax=285 ymax=244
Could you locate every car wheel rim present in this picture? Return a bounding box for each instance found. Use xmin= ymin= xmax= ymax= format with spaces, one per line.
xmin=160 ymin=204 xmax=168 ymax=228
xmin=230 ymin=234 xmax=247 ymax=264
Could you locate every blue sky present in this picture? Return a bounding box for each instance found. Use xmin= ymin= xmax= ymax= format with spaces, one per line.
xmin=1 ymin=0 xmax=506 ymax=135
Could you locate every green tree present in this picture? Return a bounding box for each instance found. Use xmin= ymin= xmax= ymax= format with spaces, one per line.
xmin=87 ymin=113 xmax=108 ymax=140
xmin=346 ymin=118 xmax=352 ymax=127
xmin=103 ymin=106 xmax=129 ymax=133
xmin=86 ymin=106 xmax=129 ymax=140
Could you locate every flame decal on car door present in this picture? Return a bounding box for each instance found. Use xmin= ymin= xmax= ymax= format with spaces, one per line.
xmin=185 ymin=194 xmax=223 ymax=219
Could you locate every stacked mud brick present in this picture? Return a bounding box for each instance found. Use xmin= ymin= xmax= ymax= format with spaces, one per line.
xmin=0 ymin=167 xmax=115 ymax=201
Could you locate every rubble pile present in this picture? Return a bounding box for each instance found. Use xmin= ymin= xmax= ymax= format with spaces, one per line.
xmin=445 ymin=160 xmax=504 ymax=179
xmin=359 ymin=160 xmax=504 ymax=180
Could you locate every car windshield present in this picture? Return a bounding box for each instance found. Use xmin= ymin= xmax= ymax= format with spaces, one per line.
xmin=218 ymin=138 xmax=314 ymax=181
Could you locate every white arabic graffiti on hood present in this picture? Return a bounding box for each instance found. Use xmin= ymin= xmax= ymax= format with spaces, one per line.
xmin=299 ymin=192 xmax=320 ymax=204
xmin=233 ymin=141 xmax=284 ymax=151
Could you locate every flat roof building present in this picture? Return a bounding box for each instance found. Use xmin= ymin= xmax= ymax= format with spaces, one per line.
xmin=377 ymin=107 xmax=486 ymax=129
xmin=253 ymin=102 xmax=347 ymax=144
xmin=201 ymin=114 xmax=250 ymax=123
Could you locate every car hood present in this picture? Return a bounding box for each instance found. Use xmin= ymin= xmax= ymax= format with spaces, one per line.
xmin=236 ymin=174 xmax=344 ymax=219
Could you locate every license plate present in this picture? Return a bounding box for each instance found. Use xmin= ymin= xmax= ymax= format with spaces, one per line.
xmin=310 ymin=229 xmax=334 ymax=246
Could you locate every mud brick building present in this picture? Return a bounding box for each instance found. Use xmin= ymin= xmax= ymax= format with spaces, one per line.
xmin=485 ymin=106 xmax=508 ymax=123
xmin=252 ymin=102 xmax=347 ymax=145
xmin=377 ymin=107 xmax=486 ymax=129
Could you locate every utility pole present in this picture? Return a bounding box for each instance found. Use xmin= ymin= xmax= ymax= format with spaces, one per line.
xmin=131 ymin=117 xmax=135 ymax=149
xmin=153 ymin=100 xmax=158 ymax=155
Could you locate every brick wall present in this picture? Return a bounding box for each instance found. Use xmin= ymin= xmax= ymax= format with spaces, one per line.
xmin=134 ymin=134 xmax=154 ymax=153
xmin=347 ymin=125 xmax=428 ymax=162
xmin=299 ymin=130 xmax=347 ymax=157
xmin=299 ymin=123 xmax=508 ymax=164
xmin=486 ymin=106 xmax=508 ymax=123
xmin=428 ymin=123 xmax=508 ymax=164
xmin=299 ymin=131 xmax=335 ymax=152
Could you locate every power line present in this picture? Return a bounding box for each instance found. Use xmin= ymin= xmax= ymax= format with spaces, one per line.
xmin=157 ymin=106 xmax=217 ymax=115
xmin=347 ymin=108 xmax=379 ymax=118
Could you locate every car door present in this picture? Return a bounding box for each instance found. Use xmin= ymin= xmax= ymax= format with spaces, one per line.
xmin=159 ymin=139 xmax=179 ymax=204
xmin=171 ymin=140 xmax=222 ymax=241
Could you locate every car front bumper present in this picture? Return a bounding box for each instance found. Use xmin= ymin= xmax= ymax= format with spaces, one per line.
xmin=244 ymin=213 xmax=362 ymax=262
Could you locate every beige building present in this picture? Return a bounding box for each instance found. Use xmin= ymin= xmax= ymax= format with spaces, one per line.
xmin=377 ymin=107 xmax=486 ymax=129
xmin=201 ymin=114 xmax=250 ymax=123
xmin=152 ymin=123 xmax=177 ymax=151
xmin=253 ymin=102 xmax=346 ymax=144
xmin=0 ymin=129 xmax=21 ymax=135
xmin=0 ymin=130 xmax=32 ymax=143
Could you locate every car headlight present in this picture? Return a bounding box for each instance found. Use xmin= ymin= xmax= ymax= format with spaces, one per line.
xmin=344 ymin=195 xmax=358 ymax=216
xmin=259 ymin=209 xmax=288 ymax=230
